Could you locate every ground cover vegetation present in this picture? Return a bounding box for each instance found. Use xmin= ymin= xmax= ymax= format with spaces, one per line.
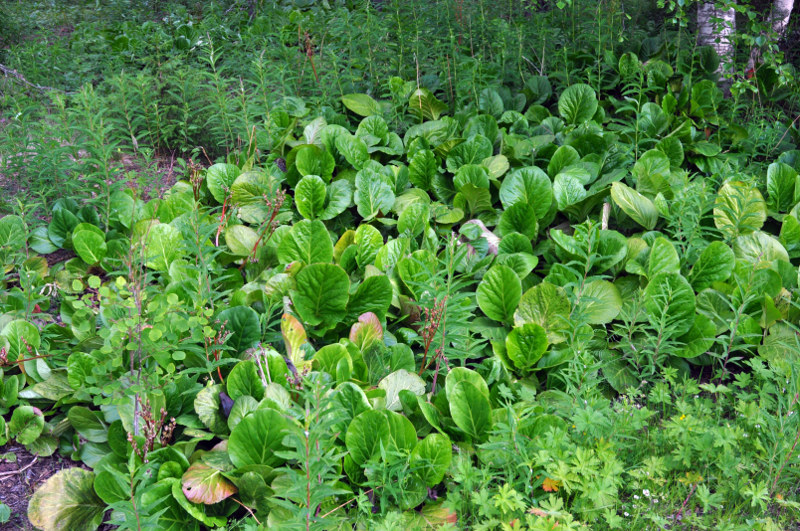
xmin=1 ymin=0 xmax=800 ymax=529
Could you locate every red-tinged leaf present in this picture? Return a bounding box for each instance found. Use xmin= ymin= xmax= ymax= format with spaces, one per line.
xmin=181 ymin=462 xmax=237 ymax=504
xmin=349 ymin=312 xmax=383 ymax=350
xmin=542 ymin=477 xmax=561 ymax=492
xmin=281 ymin=313 xmax=307 ymax=366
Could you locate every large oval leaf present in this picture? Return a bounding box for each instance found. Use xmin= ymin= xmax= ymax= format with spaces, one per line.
xmin=28 ymin=468 xmax=104 ymax=531
xmin=229 ymin=409 xmax=288 ymax=468
xmin=345 ymin=409 xmax=390 ymax=465
xmin=292 ymin=263 xmax=350 ymax=328
xmin=476 ymin=265 xmax=521 ymax=322
xmin=644 ymin=272 xmax=696 ymax=337
xmin=558 ymin=83 xmax=598 ymax=124
xmin=277 ymin=219 xmax=333 ymax=265
xmin=610 ymin=182 xmax=658 ymax=230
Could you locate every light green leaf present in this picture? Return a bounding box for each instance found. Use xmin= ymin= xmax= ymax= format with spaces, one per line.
xmin=206 ymin=163 xmax=241 ymax=203
xmin=346 ymin=409 xmax=390 ymax=464
xmin=578 ymin=280 xmax=622 ymax=324
xmin=292 ymin=263 xmax=350 ymax=328
xmin=410 ymin=434 xmax=452 ymax=487
xmin=644 ymin=272 xmax=696 ymax=336
xmin=229 ymin=409 xmax=288 ymax=468
xmin=354 ymin=169 xmax=395 ymax=220
xmin=610 ymin=182 xmax=658 ymax=230
xmin=714 ymin=181 xmax=766 ymax=238
xmin=476 ymin=265 xmax=522 ymax=322
xmin=277 ymin=219 xmax=333 ymax=264
xmin=558 ymin=83 xmax=598 ymax=124
xmin=342 ymin=93 xmax=382 ymax=117
xmin=295 ymin=175 xmax=327 ymax=219
xmin=505 ymin=323 xmax=548 ymax=373
xmin=688 ymin=241 xmax=735 ymax=291
xmin=514 ymin=282 xmax=570 ymax=343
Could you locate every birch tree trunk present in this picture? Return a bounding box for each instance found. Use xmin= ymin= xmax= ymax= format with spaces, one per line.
xmin=697 ymin=1 xmax=737 ymax=92
xmin=746 ymin=0 xmax=795 ymax=72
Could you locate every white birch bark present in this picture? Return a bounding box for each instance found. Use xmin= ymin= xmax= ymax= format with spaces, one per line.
xmin=747 ymin=0 xmax=794 ymax=72
xmin=697 ymin=1 xmax=737 ymax=89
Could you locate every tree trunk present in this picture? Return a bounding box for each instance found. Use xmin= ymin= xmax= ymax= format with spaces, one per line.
xmin=747 ymin=0 xmax=794 ymax=72
xmin=697 ymin=2 xmax=737 ymax=91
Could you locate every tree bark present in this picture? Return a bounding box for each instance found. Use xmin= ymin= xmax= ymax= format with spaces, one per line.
xmin=697 ymin=1 xmax=737 ymax=91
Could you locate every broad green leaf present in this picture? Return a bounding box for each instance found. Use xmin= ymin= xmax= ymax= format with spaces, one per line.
xmin=194 ymin=384 xmax=228 ymax=435
xmin=171 ymin=479 xmax=228 ymax=527
xmin=454 ymin=164 xmax=490 ymax=191
xmin=505 ymin=323 xmax=548 ymax=373
xmin=498 ymin=166 xmax=552 ymax=218
xmin=447 ymin=381 xmax=492 ymax=442
xmin=336 ymin=134 xmax=370 ymax=170
xmin=408 ymin=149 xmax=438 ymax=190
xmin=48 ymin=208 xmax=79 ymax=248
xmin=408 ymin=88 xmax=448 ymax=121
xmin=446 ymin=135 xmax=492 ymax=173
xmin=733 ymin=231 xmax=789 ymax=265
xmin=547 ymin=145 xmax=581 ymax=178
xmin=342 ymin=93 xmax=382 ymax=117
xmin=714 ymin=181 xmax=766 ymax=238
xmin=225 ymin=224 xmax=259 ymax=257
xmin=515 ymin=282 xmax=570 ymax=343
xmin=29 ymin=226 xmax=58 ymax=255
xmin=229 ymin=409 xmax=288 ymax=468
xmin=277 ymin=219 xmax=333 ymax=264
xmin=292 ymin=263 xmax=350 ymax=328
xmin=320 ymin=179 xmax=352 ymax=220
xmin=67 ymin=406 xmax=107 ymax=443
xmin=444 ymin=367 xmax=490 ymax=402
xmin=397 ymin=202 xmax=430 ymax=238
xmin=0 ymin=215 xmax=26 ymax=251
xmin=610 ymin=182 xmax=658 ymax=230
xmin=553 ymin=174 xmax=587 ymax=211
xmin=498 ymin=203 xmax=537 ymax=239
xmin=476 ymin=265 xmax=521 ymax=322
xmin=295 ymin=145 xmax=335 ymax=180
xmin=10 ymin=406 xmax=44 ymax=445
xmin=357 ymin=115 xmax=390 ymax=146
xmin=218 ymin=306 xmax=260 ymax=353
xmin=578 ymin=280 xmax=622 ymax=324
xmin=28 ymin=468 xmax=104 ymax=531
xmin=295 ymin=175 xmax=327 ymax=219
xmin=676 ymin=314 xmax=716 ymax=358
xmin=145 ymin=223 xmax=182 ymax=271
xmin=345 ymin=409 xmax=390 ymax=464
xmin=141 ymin=480 xmax=199 ymax=531
xmin=354 ymin=169 xmax=395 ymax=220
xmin=688 ymin=241 xmax=735 ymax=291
xmin=766 ymin=162 xmax=798 ymax=213
xmin=355 ymin=224 xmax=383 ymax=268
xmin=206 ymin=163 xmax=241 ymax=203
xmin=633 ymin=150 xmax=671 ymax=197
xmin=410 ymin=434 xmax=452 ymax=487
xmin=648 ymin=237 xmax=680 ymax=278
xmin=346 ymin=275 xmax=393 ymax=321
xmin=644 ymin=272 xmax=696 ymax=336
xmin=558 ymin=83 xmax=598 ymax=124
xmin=226 ymin=360 xmax=265 ymax=402
xmin=2 ymin=319 xmax=41 ymax=362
